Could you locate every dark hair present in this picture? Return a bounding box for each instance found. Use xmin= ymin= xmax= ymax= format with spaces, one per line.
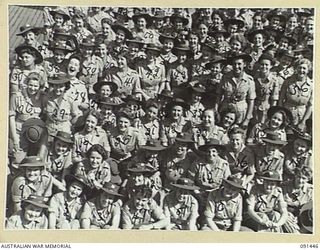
xmin=228 ymin=127 xmax=246 ymax=139
xmin=268 ymin=110 xmax=288 ymax=129
xmin=18 ymin=48 xmax=37 ymax=59
xmin=218 ymin=106 xmax=238 ymax=127
xmin=86 ymin=144 xmax=109 ymax=160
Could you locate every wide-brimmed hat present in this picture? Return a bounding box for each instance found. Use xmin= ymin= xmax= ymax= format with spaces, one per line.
xmin=296 ymin=8 xmax=313 ymax=17
xmin=111 ymin=24 xmax=133 ymax=39
xmin=258 ymin=53 xmax=276 ymax=65
xmin=170 ymin=14 xmax=189 ymax=26
xmin=53 ymin=131 xmax=74 ymax=145
xmin=201 ymin=42 xmax=216 ymax=53
xmin=132 ymin=12 xmax=152 ymax=26
xmin=171 ymin=177 xmax=200 ymax=191
xmin=165 ymin=98 xmax=190 ymax=111
xmin=261 ymin=131 xmax=287 ymax=145
xmin=159 ymin=33 xmax=176 ymax=44
xmin=175 ymin=132 xmax=195 ymax=143
xmin=247 ymin=29 xmax=268 ymax=43
xmin=211 ymin=10 xmax=226 ymax=21
xmin=226 ymin=52 xmax=252 ymax=65
xmin=122 ymin=95 xmax=142 ymax=105
xmin=22 ymin=195 xmax=49 ymax=209
xmin=223 ymin=176 xmax=245 ymax=190
xmin=293 ymin=44 xmax=310 ymax=54
xmin=145 ymin=43 xmax=162 ymax=53
xmin=127 ymin=162 xmax=157 ymax=174
xmin=299 ymin=200 xmax=313 ymax=233
xmin=278 ymin=49 xmax=295 ymax=59
xmin=267 ymin=106 xmax=293 ymax=124
xmin=205 ymin=55 xmax=226 ymax=69
xmin=152 ymin=9 xmax=166 ymax=19
xmin=279 ymin=35 xmax=297 ymax=46
xmin=52 ymin=28 xmax=79 ymax=48
xmin=21 ymin=118 xmax=46 ymax=143
xmin=140 ymin=139 xmax=166 ymax=151
xmin=259 ymin=170 xmax=282 ymax=182
xmin=99 ymin=97 xmax=121 ymax=107
xmin=15 ymin=45 xmax=43 ymax=64
xmin=116 ymin=108 xmax=135 ymax=121
xmin=266 ymin=9 xmax=287 ymax=23
xmin=49 ymin=8 xmax=70 ymax=22
xmin=198 ymin=138 xmax=226 ymax=152
xmin=20 ymin=156 xmax=45 ymax=168
xmin=47 ymin=73 xmax=70 ymax=85
xmin=224 ymin=18 xmax=245 ymax=29
xmin=80 ymin=37 xmax=96 ymax=48
xmin=48 ymin=41 xmax=75 ymax=53
xmin=16 ymin=24 xmax=42 ymax=36
xmin=172 ymin=42 xmax=194 ymax=58
xmin=158 ymin=89 xmax=174 ymax=99
xmin=93 ymin=80 xmax=118 ymax=93
xmin=293 ymin=129 xmax=312 ymax=146
xmin=64 ymin=174 xmax=90 ymax=190
xmin=100 ymin=182 xmax=123 ymax=197
xmin=126 ymin=37 xmax=145 ymax=49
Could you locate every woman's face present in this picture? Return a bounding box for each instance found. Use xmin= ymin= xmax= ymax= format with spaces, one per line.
xmin=67 ymin=58 xmax=80 ymax=77
xmin=99 ymin=192 xmax=114 ymax=207
xmin=189 ymin=34 xmax=199 ymax=48
xmin=171 ymin=105 xmax=184 ymax=120
xmin=260 ymin=59 xmax=272 ymax=74
xmin=278 ymin=38 xmax=289 ymax=51
xmin=99 ymin=85 xmax=112 ymax=98
xmin=102 ymin=23 xmax=111 ymax=36
xmin=206 ymin=147 xmax=219 ymax=161
xmin=24 ymin=204 xmax=43 ymax=222
xmin=222 ymin=184 xmax=239 ymax=198
xmin=263 ymin=180 xmax=277 ymax=194
xmin=81 ymin=47 xmax=93 ymax=58
xmin=85 ymin=115 xmax=98 ymax=133
xmin=146 ymin=49 xmax=159 ymax=61
xmin=265 ymin=143 xmax=278 ymax=155
xmin=54 ymin=139 xmax=70 ymax=156
xmin=128 ymin=43 xmax=140 ymax=55
xmin=177 ymin=51 xmax=188 ymax=64
xmin=279 ymin=55 xmax=292 ymax=67
xmin=163 ymin=39 xmax=174 ymax=53
xmin=131 ymin=173 xmax=145 ymax=186
xmin=270 ymin=112 xmax=284 ymax=129
xmin=68 ymin=181 xmax=84 ymax=199
xmin=89 ymin=151 xmax=103 ymax=168
xmin=53 ymin=49 xmax=66 ymax=64
xmin=228 ymin=24 xmax=238 ymax=35
xmin=27 ymin=79 xmax=40 ymax=96
xmin=271 ymin=17 xmax=281 ymax=27
xmin=211 ymin=62 xmax=222 ymax=74
xmin=212 ymin=14 xmax=223 ymax=26
xmin=74 ymin=17 xmax=84 ymax=29
xmin=230 ymin=133 xmax=244 ymax=151
xmin=293 ymin=138 xmax=309 ymax=155
xmin=216 ymin=34 xmax=225 ymax=44
xmin=232 ymin=58 xmax=246 ymax=75
xmin=23 ymin=31 xmax=37 ymax=46
xmin=134 ymin=195 xmax=149 ymax=209
xmin=287 ymin=16 xmax=298 ymax=30
xmin=54 ymin=13 xmax=64 ymax=27
xmin=191 ymin=93 xmax=202 ymax=103
xmin=230 ymin=40 xmax=242 ymax=53
xmin=253 ymin=15 xmax=263 ymax=29
xmin=202 ymin=110 xmax=215 ymax=127
xmin=115 ymin=30 xmax=126 ymax=43
xmin=295 ymin=175 xmax=309 ymax=189
xmin=296 ymin=63 xmax=309 ymax=79
xmin=306 ymin=19 xmax=314 ymax=35
xmin=201 ymin=46 xmax=212 ymax=60
xmin=136 ymin=17 xmax=147 ymax=30
xmin=117 ymin=56 xmax=127 ymax=69
xmin=198 ymin=24 xmax=208 ymax=37
xmin=20 ymin=52 xmax=36 ymax=67
xmin=174 ymin=141 xmax=188 ymax=156
xmin=97 ymin=44 xmax=108 ymax=58
xmin=146 ymin=106 xmax=158 ymax=120
xmin=175 ymin=188 xmax=190 ymax=203
xmin=118 ymin=117 xmax=131 ymax=132
xmin=52 ymin=83 xmax=66 ymax=96
xmin=254 ymin=34 xmax=264 ymax=47
xmin=222 ymin=112 xmax=236 ymax=128
xmin=25 ymin=166 xmax=42 ymax=182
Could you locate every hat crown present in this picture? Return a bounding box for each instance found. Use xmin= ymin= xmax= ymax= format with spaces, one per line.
xmin=264 ymin=131 xmax=282 ymax=141
xmin=24 ymin=195 xmax=47 ymax=204
xmin=81 ymin=37 xmax=95 ymax=45
xmin=175 ymin=177 xmax=195 ymax=186
xmin=261 ymin=170 xmax=281 ymax=180
xmin=176 ymin=132 xmax=194 ymax=142
xmin=55 ymin=131 xmax=73 ymax=140
xmin=225 ymin=176 xmax=243 ymax=186
xmin=49 ymin=72 xmax=68 ymax=82
xmin=21 ymin=156 xmax=45 ymax=166
xmin=145 ymin=139 xmax=162 ymax=147
xmin=102 ymin=182 xmax=120 ymax=193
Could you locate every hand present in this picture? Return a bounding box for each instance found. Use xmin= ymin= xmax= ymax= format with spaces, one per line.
xmin=241 ymin=119 xmax=249 ymax=129
xmin=79 ymin=103 xmax=90 ymax=111
xmin=297 ymin=122 xmax=306 ymax=132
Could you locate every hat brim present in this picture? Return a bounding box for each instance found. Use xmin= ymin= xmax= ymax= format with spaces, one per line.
xmin=224 ymin=19 xmax=245 ymax=28
xmin=205 ymin=59 xmax=226 ymax=69
xmin=166 ymin=100 xmax=190 ymax=111
xmin=170 ymin=16 xmax=189 ymax=26
xmin=100 ymin=187 xmax=123 ymax=197
xmin=198 ymin=144 xmax=226 ymax=152
xmin=139 ymin=145 xmax=167 ymax=151
xmin=48 ymin=79 xmax=70 ymax=85
xmin=49 ymin=10 xmax=70 ymax=21
xmin=20 ymin=162 xmax=45 ymax=168
xmin=53 ymin=135 xmax=73 ymax=145
xmin=175 ymin=137 xmax=194 ymax=143
xmin=93 ymin=81 xmax=118 ymax=93
xmin=15 ymin=45 xmax=43 ymax=64
xmin=16 ymin=27 xmax=42 ymax=36
xmin=23 ymin=199 xmax=49 ymax=209
xmin=111 ymin=24 xmax=133 ymax=39
xmin=223 ymin=179 xmax=245 ymax=190
xmin=261 ymin=138 xmax=287 ymax=145
xmin=171 ymin=183 xmax=200 ymax=191
xmin=259 ymin=176 xmax=282 ymax=182
xmin=65 ymin=175 xmax=90 ymax=190
xmin=132 ymin=14 xmax=153 ymax=26
xmin=159 ymin=34 xmax=175 ymax=44
xmin=172 ymin=48 xmax=194 ymax=58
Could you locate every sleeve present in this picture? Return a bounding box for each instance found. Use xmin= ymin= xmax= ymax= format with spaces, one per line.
xmin=48 ymin=194 xmax=60 ymax=215
xmin=100 ymin=129 xmax=111 ymax=152
xmin=246 ymin=193 xmax=256 ymax=210
xmin=6 ymin=214 xmax=20 ymax=229
xmin=204 ymin=192 xmax=216 ymax=219
xmin=223 ymin=161 xmax=231 ymax=179
xmin=151 ymin=200 xmax=166 ymax=220
xmin=80 ymin=202 xmax=92 ymax=220
xmin=132 ymin=73 xmax=143 ymax=94
xmin=247 ymin=77 xmax=256 ymax=100
xmin=9 ymin=94 xmax=18 ymax=116
xmin=11 ymin=177 xmax=26 ymax=203
xmin=190 ymin=197 xmax=199 ymax=218
xmin=233 ymin=196 xmax=243 ymax=222
xmin=42 ymin=174 xmax=54 ymax=199
xmin=271 ymin=77 xmax=282 ymax=101
xmin=121 ymin=205 xmax=133 ymax=229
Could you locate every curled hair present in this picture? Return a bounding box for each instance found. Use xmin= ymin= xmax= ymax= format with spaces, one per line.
xmin=18 ymin=48 xmax=37 ymax=59
xmin=24 ymin=72 xmax=44 ymax=88
xmin=294 ymin=58 xmax=312 ymax=71
xmin=218 ymin=105 xmax=238 ymax=127
xmin=133 ymin=185 xmax=153 ymax=199
xmin=228 ymin=126 xmax=246 ymax=139
xmin=229 ymin=33 xmax=247 ymax=49
xmin=86 ymin=144 xmax=109 ymax=160
xmin=268 ymin=110 xmax=289 ymax=129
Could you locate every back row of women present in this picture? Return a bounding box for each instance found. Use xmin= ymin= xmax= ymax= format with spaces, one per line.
xmin=6 ymin=6 xmax=313 ymax=233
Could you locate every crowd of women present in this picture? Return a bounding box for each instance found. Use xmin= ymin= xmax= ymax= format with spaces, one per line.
xmin=6 ymin=6 xmax=313 ymax=233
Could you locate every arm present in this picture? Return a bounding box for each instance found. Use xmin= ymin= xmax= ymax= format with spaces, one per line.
xmin=109 ymin=204 xmax=121 ymax=229
xmin=80 ymin=203 xmax=91 ymax=229
xmin=272 ymin=193 xmax=288 ymax=227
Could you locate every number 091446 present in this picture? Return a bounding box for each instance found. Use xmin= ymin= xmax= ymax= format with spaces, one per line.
xmin=300 ymin=244 xmax=318 ymax=248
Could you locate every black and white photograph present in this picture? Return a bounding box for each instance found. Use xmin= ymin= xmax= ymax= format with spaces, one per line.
xmin=5 ymin=5 xmax=314 ymax=234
